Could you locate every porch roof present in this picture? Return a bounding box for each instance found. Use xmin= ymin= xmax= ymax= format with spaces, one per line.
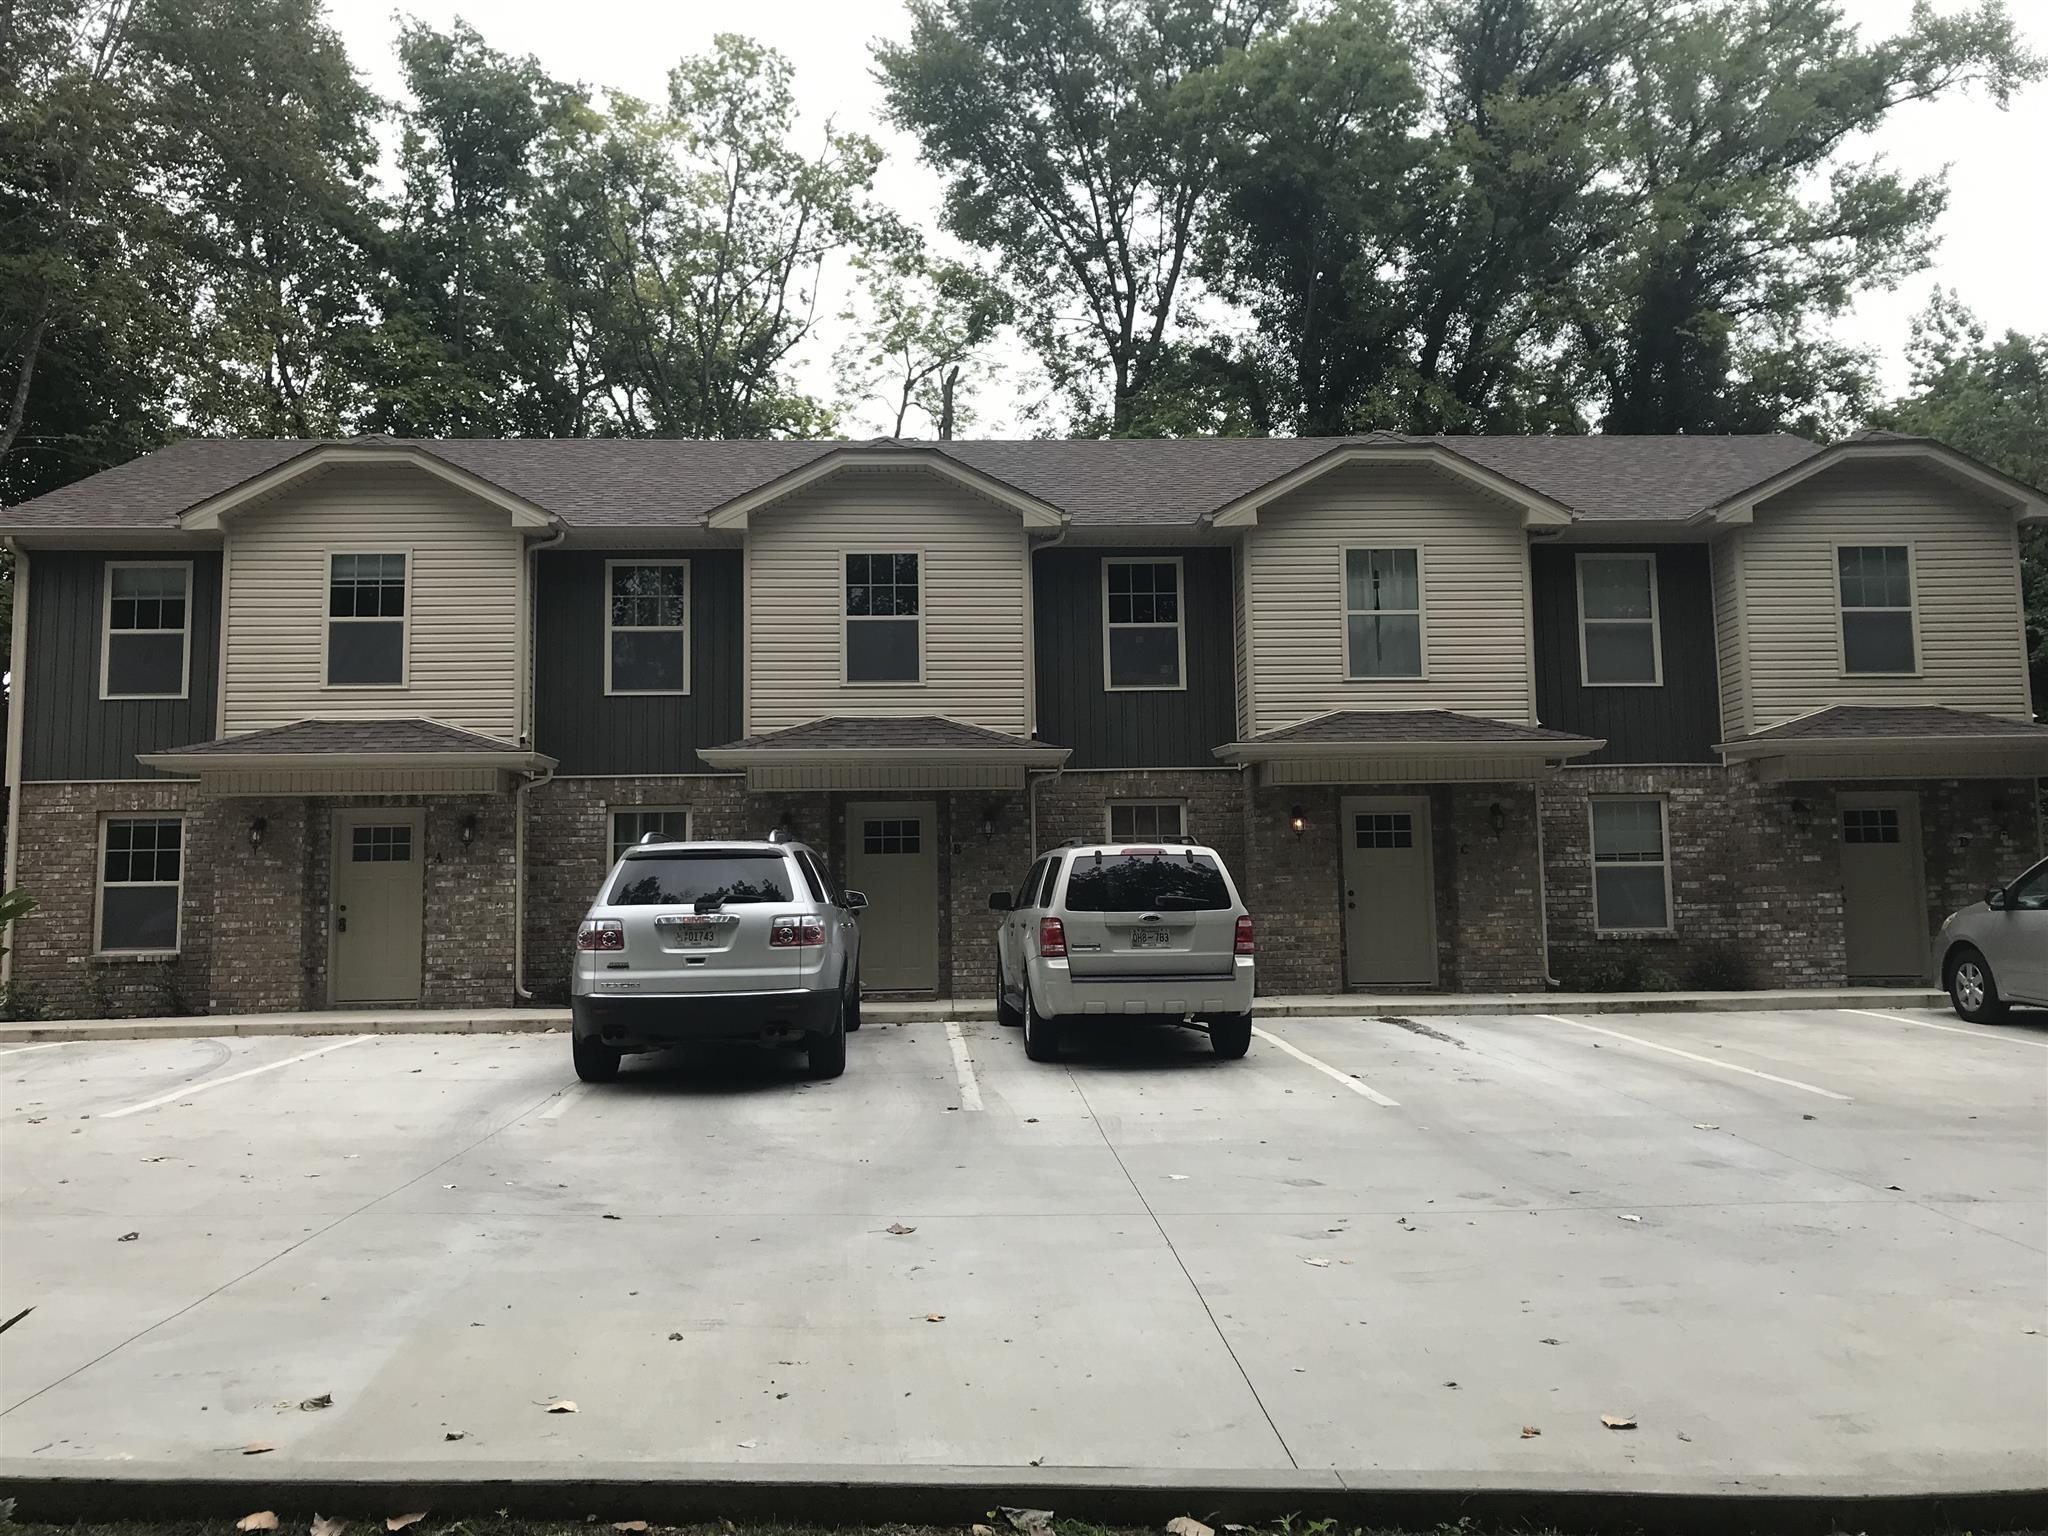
xmin=699 ymin=716 xmax=1070 ymax=790
xmin=1717 ymin=705 xmax=2048 ymax=782
xmin=1214 ymin=710 xmax=1603 ymax=785
xmin=136 ymin=717 xmax=555 ymax=795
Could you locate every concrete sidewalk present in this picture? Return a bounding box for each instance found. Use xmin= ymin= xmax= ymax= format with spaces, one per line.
xmin=0 ymin=986 xmax=1948 ymax=1043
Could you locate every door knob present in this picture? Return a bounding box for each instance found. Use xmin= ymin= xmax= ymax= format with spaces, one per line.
xmin=337 ymin=916 xmax=348 ymax=933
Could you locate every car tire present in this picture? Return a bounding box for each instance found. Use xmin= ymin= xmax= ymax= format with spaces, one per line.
xmin=1947 ymin=945 xmax=2010 ymax=1023
xmin=844 ymin=970 xmax=863 ymax=1032
xmin=1022 ymin=986 xmax=1062 ymax=1062
xmin=806 ymin=993 xmax=847 ymax=1080
xmin=1208 ymin=1012 xmax=1253 ymax=1059
xmin=996 ymin=959 xmax=1024 ymax=1028
xmin=572 ymin=1033 xmax=622 ymax=1083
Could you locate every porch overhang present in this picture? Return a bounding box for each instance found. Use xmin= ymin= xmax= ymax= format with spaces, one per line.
xmin=1718 ymin=706 xmax=2048 ymax=784
xmin=136 ymin=718 xmax=555 ymax=797
xmin=699 ymin=716 xmax=1070 ymax=791
xmin=1215 ymin=710 xmax=1604 ymax=786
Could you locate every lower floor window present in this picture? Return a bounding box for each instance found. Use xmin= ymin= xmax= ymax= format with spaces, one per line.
xmin=1590 ymin=798 xmax=1670 ymax=932
xmin=99 ymin=815 xmax=183 ymax=954
xmin=1107 ymin=801 xmax=1185 ymax=842
xmin=610 ymin=807 xmax=691 ymax=863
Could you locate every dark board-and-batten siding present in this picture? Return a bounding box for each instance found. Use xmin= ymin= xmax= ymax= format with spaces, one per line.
xmin=533 ymin=550 xmax=743 ymax=775
xmin=1033 ymin=546 xmax=1237 ymax=769
xmin=22 ymin=550 xmax=222 ymax=780
xmin=1531 ymin=543 xmax=1720 ymax=764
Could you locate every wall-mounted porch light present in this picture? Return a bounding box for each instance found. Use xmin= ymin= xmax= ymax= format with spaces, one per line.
xmin=248 ymin=815 xmax=267 ymax=851
xmin=979 ymin=805 xmax=1000 ymax=841
xmin=1288 ymin=805 xmax=1307 ymax=840
xmin=1488 ymin=801 xmax=1506 ymax=837
xmin=459 ymin=813 xmax=478 ymax=846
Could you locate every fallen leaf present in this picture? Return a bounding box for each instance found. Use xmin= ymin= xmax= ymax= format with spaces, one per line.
xmin=998 ymin=1509 xmax=1055 ymax=1536
xmin=612 ymin=1523 xmax=649 ymax=1532
xmin=1166 ymin=1518 xmax=1214 ymax=1536
xmin=886 ymin=1222 xmax=916 ymax=1235
xmin=1303 ymin=1257 xmax=1330 ymax=1267
xmin=1520 ymin=1426 xmax=1541 ymax=1439
xmin=311 ymin=1517 xmax=346 ymax=1536
xmin=118 ymin=1231 xmax=139 ymax=1242
xmin=387 ymin=1516 xmax=428 ymax=1532
xmin=925 ymin=1313 xmax=946 ymax=1322
xmin=241 ymin=1443 xmax=276 ymax=1456
xmin=1885 ymin=1184 xmax=1903 ymax=1191
xmin=1166 ymin=1174 xmax=1190 ymax=1181
xmin=735 ymin=1438 xmax=758 ymax=1449
xmin=668 ymin=1332 xmax=684 ymax=1341
xmin=300 ymin=1393 xmax=333 ymax=1412
xmin=602 ymin=1213 xmax=621 ymax=1221
xmin=237 ymin=1514 xmax=280 ymax=1532
xmin=1802 ymin=1113 xmax=1816 ymax=1121
xmin=1601 ymin=1414 xmax=1637 ymax=1430
xmin=1692 ymin=1124 xmax=1719 ymax=1131
xmin=1539 ymin=1337 xmax=1560 ymax=1345
xmin=1442 ymin=1380 xmax=1458 ymax=1389
xmin=545 ymin=1400 xmax=578 ymax=1414
xmin=1616 ymin=1213 xmax=1641 ymax=1223
xmin=443 ymin=1432 xmax=465 ymax=1442
xmin=1024 ymin=1117 xmax=1038 ymax=1124
xmin=1676 ymin=1430 xmax=1693 ymax=1442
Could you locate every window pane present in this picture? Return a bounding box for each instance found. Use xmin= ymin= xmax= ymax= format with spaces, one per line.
xmin=611 ymin=565 xmax=686 ymax=628
xmin=1839 ymin=546 xmax=1909 ymax=609
xmin=106 ymin=632 xmax=185 ymax=695
xmin=1580 ymin=557 xmax=1653 ymax=621
xmin=327 ymin=620 xmax=404 ymax=685
xmin=1583 ymin=622 xmax=1658 ymax=685
xmin=1108 ymin=625 xmax=1181 ymax=688
xmin=1594 ymin=865 xmax=1668 ymax=930
xmin=1591 ymin=800 xmax=1664 ymax=860
xmin=1346 ymin=549 xmax=1418 ymax=612
xmin=1842 ymin=610 xmax=1915 ymax=673
xmin=1346 ymin=613 xmax=1422 ymax=677
xmin=330 ymin=554 xmax=406 ymax=618
xmin=611 ymin=631 xmax=687 ymax=691
xmin=612 ymin=810 xmax=690 ymax=863
xmin=110 ymin=566 xmax=187 ymax=632
xmin=1110 ymin=803 xmax=1183 ymax=841
xmin=101 ymin=885 xmax=178 ymax=951
xmin=847 ymin=618 xmax=919 ymax=682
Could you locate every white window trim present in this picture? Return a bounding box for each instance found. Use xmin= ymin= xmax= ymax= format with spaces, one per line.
xmin=100 ymin=559 xmax=194 ymax=702
xmin=1833 ymin=540 xmax=1922 ymax=678
xmin=320 ymin=547 xmax=411 ymax=691
xmin=94 ymin=813 xmax=184 ymax=958
xmin=1104 ymin=800 xmax=1188 ymax=842
xmin=1575 ymin=552 xmax=1664 ymax=688
xmin=1101 ymin=556 xmax=1188 ymax=692
xmin=607 ymin=805 xmax=693 ymax=863
xmin=603 ymin=558 xmax=692 ymax=696
xmin=1341 ymin=545 xmax=1428 ymax=681
xmin=841 ymin=548 xmax=926 ymax=687
xmin=1588 ymin=796 xmax=1674 ymax=936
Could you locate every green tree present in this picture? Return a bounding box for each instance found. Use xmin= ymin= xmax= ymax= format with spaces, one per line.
xmin=877 ymin=0 xmax=1292 ymax=435
xmin=834 ymin=252 xmax=1013 ymax=437
xmin=1872 ymin=293 xmax=2048 ymax=718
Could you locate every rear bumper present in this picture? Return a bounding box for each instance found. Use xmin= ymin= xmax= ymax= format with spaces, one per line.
xmin=571 ymin=989 xmax=839 ymax=1049
xmin=1034 ymin=958 xmax=1255 ymax=1021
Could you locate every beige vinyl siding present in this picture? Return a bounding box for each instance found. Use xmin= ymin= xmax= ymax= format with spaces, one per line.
xmin=1740 ymin=463 xmax=2031 ymax=725
xmin=1710 ymin=534 xmax=1751 ymax=739
xmin=745 ymin=469 xmax=1030 ymax=734
xmin=1231 ymin=540 xmax=1252 ymax=739
xmin=1246 ymin=463 xmax=1536 ymax=732
xmin=221 ymin=465 xmax=524 ymax=737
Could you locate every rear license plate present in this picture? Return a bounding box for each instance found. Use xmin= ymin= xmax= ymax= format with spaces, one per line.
xmin=1130 ymin=929 xmax=1171 ymax=949
xmin=673 ymin=927 xmax=719 ymax=947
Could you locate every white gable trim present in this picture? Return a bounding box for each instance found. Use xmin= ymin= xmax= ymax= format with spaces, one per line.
xmin=179 ymin=446 xmax=556 ymax=531
xmin=1205 ymin=445 xmax=1574 ymax=529
xmin=704 ymin=449 xmax=1066 ymax=530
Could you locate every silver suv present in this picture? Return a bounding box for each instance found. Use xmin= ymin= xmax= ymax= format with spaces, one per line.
xmin=990 ymin=839 xmax=1256 ymax=1061
xmin=570 ymin=835 xmax=864 ymax=1082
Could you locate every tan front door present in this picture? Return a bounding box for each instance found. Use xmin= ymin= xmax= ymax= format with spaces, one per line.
xmin=331 ymin=809 xmax=425 ymax=1004
xmin=1340 ymin=794 xmax=1438 ymax=987
xmin=844 ymin=800 xmax=939 ymax=992
xmin=1839 ymin=792 xmax=1927 ymax=983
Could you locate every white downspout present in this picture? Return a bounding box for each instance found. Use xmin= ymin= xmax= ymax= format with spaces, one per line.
xmin=512 ymin=525 xmax=568 ymax=1002
xmin=1536 ymin=773 xmax=1558 ymax=988
xmin=2 ymin=541 xmax=27 ymax=987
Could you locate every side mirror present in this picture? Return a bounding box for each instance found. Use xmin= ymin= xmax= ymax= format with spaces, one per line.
xmin=1985 ymin=885 xmax=2007 ymax=910
xmin=843 ymin=890 xmax=869 ymax=911
xmin=988 ymin=891 xmax=1014 ymax=912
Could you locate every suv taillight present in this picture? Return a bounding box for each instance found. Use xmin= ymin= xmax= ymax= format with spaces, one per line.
xmin=1234 ymin=914 xmax=1256 ymax=955
xmin=578 ymin=919 xmax=624 ymax=952
xmin=1038 ymin=915 xmax=1068 ymax=958
xmin=770 ymin=915 xmax=826 ymax=948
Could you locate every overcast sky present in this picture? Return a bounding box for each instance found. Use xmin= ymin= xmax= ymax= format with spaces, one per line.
xmin=321 ymin=0 xmax=2048 ymax=436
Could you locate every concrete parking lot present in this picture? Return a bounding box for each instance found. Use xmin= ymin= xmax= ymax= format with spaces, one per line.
xmin=3 ymin=1005 xmax=2044 ymax=1493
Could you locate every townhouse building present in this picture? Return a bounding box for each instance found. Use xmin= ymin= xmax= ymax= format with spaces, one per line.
xmin=1 ymin=430 xmax=2042 ymax=1017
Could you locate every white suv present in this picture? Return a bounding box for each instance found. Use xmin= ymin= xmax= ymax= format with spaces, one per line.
xmin=990 ymin=839 xmax=1256 ymax=1060
xmin=570 ymin=835 xmax=864 ymax=1082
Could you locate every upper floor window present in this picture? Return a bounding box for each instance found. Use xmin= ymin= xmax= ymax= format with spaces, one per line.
xmin=1838 ymin=545 xmax=1916 ymax=674
xmin=1577 ymin=554 xmax=1663 ymax=686
xmin=1344 ymin=547 xmax=1422 ymax=678
xmin=327 ymin=552 xmax=407 ymax=687
xmin=845 ymin=552 xmax=920 ymax=683
xmin=1590 ymin=797 xmax=1671 ymax=933
xmin=606 ymin=561 xmax=690 ymax=694
xmin=102 ymin=562 xmax=190 ymax=699
xmin=609 ymin=806 xmax=691 ymax=863
xmin=1103 ymin=558 xmax=1184 ymax=690
xmin=1107 ymin=801 xmax=1185 ymax=842
xmin=98 ymin=815 xmax=183 ymax=955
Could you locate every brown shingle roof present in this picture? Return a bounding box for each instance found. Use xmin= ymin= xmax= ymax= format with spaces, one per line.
xmin=1240 ymin=710 xmax=1601 ymax=747
xmin=1724 ymin=706 xmax=2048 ymax=745
xmin=150 ymin=718 xmax=527 ymax=756
xmin=712 ymin=716 xmax=1061 ymax=753
xmin=0 ymin=432 xmax=1822 ymax=530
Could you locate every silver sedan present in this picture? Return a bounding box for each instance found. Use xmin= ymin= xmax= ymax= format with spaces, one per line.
xmin=1936 ymin=857 xmax=2048 ymax=1021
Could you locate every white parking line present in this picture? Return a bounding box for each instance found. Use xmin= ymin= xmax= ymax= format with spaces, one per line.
xmin=1844 ymin=1007 xmax=2048 ymax=1051
xmin=540 ymin=1084 xmax=590 ymax=1120
xmin=100 ymin=1036 xmax=372 ymax=1119
xmin=944 ymin=1020 xmax=984 ymax=1111
xmin=1538 ymin=1015 xmax=1851 ymax=1101
xmin=0 ymin=1041 xmax=67 ymax=1058
xmin=1252 ymin=1026 xmax=1399 ymax=1106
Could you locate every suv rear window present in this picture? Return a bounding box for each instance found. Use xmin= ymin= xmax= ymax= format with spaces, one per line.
xmin=609 ymin=852 xmax=793 ymax=907
xmin=1062 ymin=851 xmax=1230 ymax=912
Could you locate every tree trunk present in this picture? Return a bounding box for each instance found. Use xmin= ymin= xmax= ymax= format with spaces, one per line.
xmin=0 ymin=296 xmax=51 ymax=466
xmin=938 ymin=366 xmax=958 ymax=441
